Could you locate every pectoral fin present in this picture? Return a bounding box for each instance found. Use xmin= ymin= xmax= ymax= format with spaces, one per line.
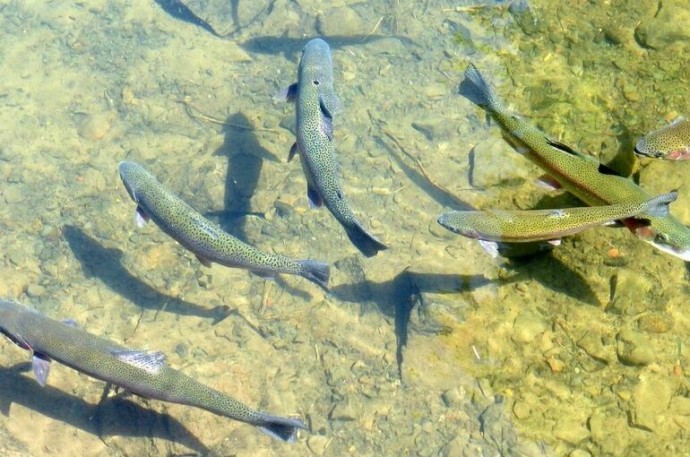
xmin=196 ymin=254 xmax=213 ymax=267
xmin=307 ymin=184 xmax=323 ymax=209
xmin=113 ymin=350 xmax=166 ymax=375
xmin=32 ymin=353 xmax=52 ymax=387
xmin=135 ymin=206 xmax=150 ymax=228
xmin=319 ymin=98 xmax=334 ymax=140
xmin=288 ymin=142 xmax=299 ymax=162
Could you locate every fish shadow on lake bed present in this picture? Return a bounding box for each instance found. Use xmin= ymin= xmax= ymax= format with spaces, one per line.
xmin=0 ymin=363 xmax=209 ymax=454
xmin=333 ymin=269 xmax=492 ymax=382
xmin=206 ymin=112 xmax=278 ymax=240
xmin=63 ymin=225 xmax=230 ymax=323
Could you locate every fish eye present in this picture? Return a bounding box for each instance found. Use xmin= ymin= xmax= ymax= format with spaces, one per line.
xmin=654 ymin=233 xmax=670 ymax=244
xmin=313 ymin=80 xmax=320 ymax=85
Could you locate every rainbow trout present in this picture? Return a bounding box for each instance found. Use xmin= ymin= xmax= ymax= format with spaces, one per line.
xmin=438 ymin=191 xmax=677 ymax=242
xmin=284 ymin=38 xmax=387 ymax=257
xmin=635 ymin=117 xmax=690 ymax=160
xmin=0 ymin=300 xmax=306 ymax=442
xmin=118 ymin=161 xmax=329 ymax=290
xmin=459 ymin=64 xmax=690 ymax=261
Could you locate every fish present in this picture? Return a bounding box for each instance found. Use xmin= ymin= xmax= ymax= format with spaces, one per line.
xmin=118 ymin=161 xmax=329 ymax=290
xmin=458 ymin=63 xmax=690 ymax=261
xmin=284 ymin=38 xmax=387 ymax=257
xmin=0 ymin=300 xmax=306 ymax=442
xmin=438 ymin=191 xmax=677 ymax=242
xmin=635 ymin=117 xmax=690 ymax=160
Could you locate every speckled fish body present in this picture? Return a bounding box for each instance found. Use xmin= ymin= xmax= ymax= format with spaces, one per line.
xmin=438 ymin=191 xmax=677 ymax=242
xmin=118 ymin=161 xmax=329 ymax=290
xmin=0 ymin=300 xmax=306 ymax=442
xmin=459 ymin=64 xmax=690 ymax=261
xmin=287 ymin=38 xmax=387 ymax=257
xmin=635 ymin=117 xmax=690 ymax=160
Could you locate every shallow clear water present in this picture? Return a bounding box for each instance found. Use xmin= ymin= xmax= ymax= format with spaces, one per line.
xmin=0 ymin=0 xmax=689 ymax=456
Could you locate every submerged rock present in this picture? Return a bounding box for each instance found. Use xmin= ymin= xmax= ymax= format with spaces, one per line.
xmin=635 ymin=2 xmax=690 ymax=49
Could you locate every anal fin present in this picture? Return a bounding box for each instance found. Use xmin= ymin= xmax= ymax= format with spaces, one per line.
xmin=32 ymin=353 xmax=52 ymax=387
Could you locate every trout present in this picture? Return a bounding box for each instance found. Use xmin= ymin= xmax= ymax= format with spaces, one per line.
xmin=459 ymin=64 xmax=690 ymax=261
xmin=284 ymin=38 xmax=387 ymax=257
xmin=0 ymin=300 xmax=306 ymax=442
xmin=438 ymin=191 xmax=677 ymax=242
xmin=118 ymin=161 xmax=329 ymax=290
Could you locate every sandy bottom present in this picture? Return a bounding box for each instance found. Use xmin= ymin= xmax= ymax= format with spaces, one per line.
xmin=0 ymin=1 xmax=689 ymax=456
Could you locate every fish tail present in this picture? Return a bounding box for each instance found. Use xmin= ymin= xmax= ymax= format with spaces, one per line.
xmin=257 ymin=414 xmax=307 ymax=443
xmin=298 ymin=260 xmax=330 ymax=291
xmin=345 ymin=222 xmax=388 ymax=258
xmin=643 ymin=190 xmax=678 ymax=218
xmin=458 ymin=63 xmax=500 ymax=110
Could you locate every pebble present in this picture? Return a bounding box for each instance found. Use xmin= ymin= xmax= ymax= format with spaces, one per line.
xmin=616 ymin=329 xmax=655 ymax=366
xmin=608 ymin=268 xmax=654 ymax=315
xmin=307 ymin=435 xmax=329 ymax=456
xmin=25 ymin=283 xmax=46 ymax=298
xmin=76 ymin=112 xmax=115 ymax=140
xmin=316 ymin=7 xmax=364 ymax=36
xmin=511 ymin=311 xmax=547 ymax=344
xmin=631 ymin=373 xmax=675 ymax=432
xmin=635 ymin=3 xmax=690 ymax=49
xmin=552 ymin=418 xmax=589 ymax=445
xmin=329 ymin=396 xmax=358 ymax=421
xmin=637 ymin=312 xmax=673 ymax=334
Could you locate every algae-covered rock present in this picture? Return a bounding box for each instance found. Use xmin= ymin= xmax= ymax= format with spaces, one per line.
xmin=635 ymin=2 xmax=690 ymax=49
xmin=616 ymin=328 xmax=656 ymax=366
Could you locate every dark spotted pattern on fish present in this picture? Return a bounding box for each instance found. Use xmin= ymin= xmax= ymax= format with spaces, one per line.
xmin=290 ymin=38 xmax=387 ymax=257
xmin=0 ymin=300 xmax=306 ymax=442
xmin=118 ymin=161 xmax=329 ymax=290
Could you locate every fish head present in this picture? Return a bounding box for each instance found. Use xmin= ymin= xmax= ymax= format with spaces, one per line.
xmin=118 ymin=161 xmax=142 ymax=203
xmin=631 ymin=216 xmax=690 ymax=261
xmin=635 ymin=117 xmax=690 ymax=160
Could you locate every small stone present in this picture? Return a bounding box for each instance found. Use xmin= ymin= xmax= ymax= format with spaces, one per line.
xmin=635 ymin=3 xmax=690 ymax=50
xmin=511 ymin=311 xmax=547 ymax=344
xmin=616 ymin=329 xmax=656 ymax=366
xmin=512 ymin=400 xmax=530 ymax=420
xmin=329 ymin=397 xmax=358 ymax=421
xmin=608 ymin=268 xmax=655 ymax=315
xmin=25 ymin=283 xmax=46 ymax=298
xmin=553 ymin=418 xmax=589 ymax=445
xmin=638 ymin=312 xmax=673 ymax=334
xmin=631 ymin=373 xmax=675 ymax=433
xmin=76 ymin=112 xmax=115 ymax=140
xmin=316 ymin=7 xmax=364 ymax=36
xmin=441 ymin=387 xmax=465 ymax=407
xmin=307 ymin=435 xmax=329 ymax=456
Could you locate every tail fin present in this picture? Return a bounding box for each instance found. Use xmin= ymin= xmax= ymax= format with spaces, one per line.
xmin=257 ymin=414 xmax=307 ymax=443
xmin=345 ymin=221 xmax=388 ymax=257
xmin=298 ymin=260 xmax=330 ymax=291
xmin=458 ymin=63 xmax=497 ymax=109
xmin=643 ymin=190 xmax=678 ymax=218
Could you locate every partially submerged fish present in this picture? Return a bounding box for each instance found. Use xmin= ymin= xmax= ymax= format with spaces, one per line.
xmin=438 ymin=191 xmax=677 ymax=242
xmin=0 ymin=300 xmax=306 ymax=442
xmin=284 ymin=38 xmax=387 ymax=257
xmin=459 ymin=63 xmax=690 ymax=261
xmin=118 ymin=161 xmax=329 ymax=290
xmin=635 ymin=117 xmax=690 ymax=160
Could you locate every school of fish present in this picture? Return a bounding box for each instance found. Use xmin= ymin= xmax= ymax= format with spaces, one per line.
xmin=1 ymin=36 xmax=689 ymax=448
